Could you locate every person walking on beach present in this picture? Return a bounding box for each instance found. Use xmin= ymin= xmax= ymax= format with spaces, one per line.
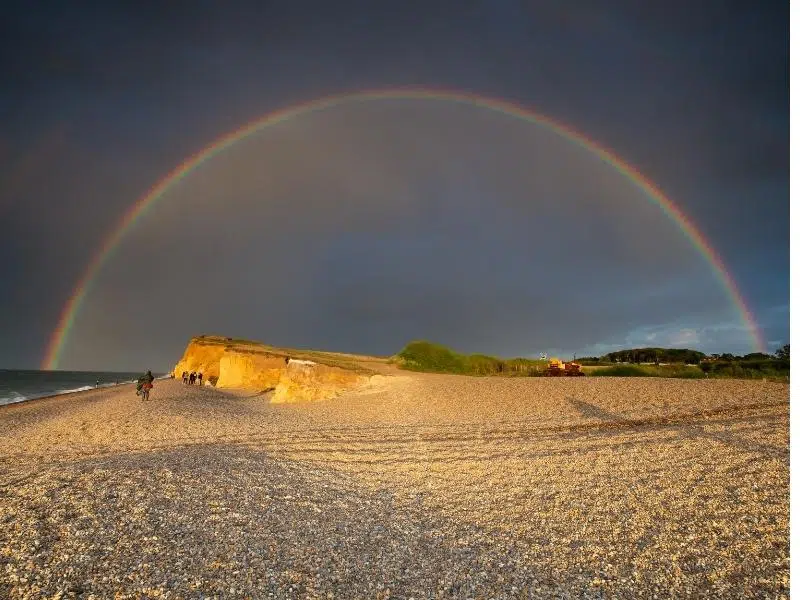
xmin=197 ymin=372 xmax=203 ymax=386
xmin=189 ymin=372 xmax=196 ymax=385
xmin=182 ymin=371 xmax=188 ymax=385
xmin=136 ymin=370 xmax=155 ymax=396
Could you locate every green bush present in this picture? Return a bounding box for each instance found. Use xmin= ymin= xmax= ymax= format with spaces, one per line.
xmin=396 ymin=341 xmax=545 ymax=376
xmin=465 ymin=354 xmax=504 ymax=375
xmin=700 ymin=359 xmax=789 ymax=380
xmin=668 ymin=366 xmax=706 ymax=379
xmin=396 ymin=341 xmax=789 ymax=380
xmin=590 ymin=365 xmax=653 ymax=377
xmin=603 ymin=347 xmax=705 ymax=365
xmin=505 ymin=358 xmax=544 ymax=376
xmin=591 ymin=364 xmax=702 ymax=378
xmin=396 ymin=341 xmax=468 ymax=373
xmin=592 ymin=360 xmax=787 ymax=380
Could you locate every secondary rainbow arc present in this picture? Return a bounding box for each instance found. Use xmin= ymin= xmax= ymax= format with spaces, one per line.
xmin=41 ymin=87 xmax=766 ymax=369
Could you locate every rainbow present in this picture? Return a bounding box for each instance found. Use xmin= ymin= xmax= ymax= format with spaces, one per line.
xmin=41 ymin=87 xmax=766 ymax=369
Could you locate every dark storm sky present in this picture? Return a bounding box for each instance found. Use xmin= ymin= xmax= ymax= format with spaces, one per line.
xmin=0 ymin=0 xmax=788 ymax=370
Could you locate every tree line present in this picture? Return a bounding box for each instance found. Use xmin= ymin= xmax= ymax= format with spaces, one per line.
xmin=578 ymin=344 xmax=789 ymax=366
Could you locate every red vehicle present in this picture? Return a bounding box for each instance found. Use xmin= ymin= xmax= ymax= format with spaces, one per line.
xmin=545 ymin=358 xmax=586 ymax=377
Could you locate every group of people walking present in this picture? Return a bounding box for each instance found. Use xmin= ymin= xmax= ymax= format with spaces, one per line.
xmin=132 ymin=369 xmax=203 ymax=399
xmin=181 ymin=370 xmax=203 ymax=386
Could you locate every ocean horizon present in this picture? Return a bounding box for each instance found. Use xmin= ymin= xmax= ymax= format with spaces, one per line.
xmin=0 ymin=369 xmax=167 ymax=406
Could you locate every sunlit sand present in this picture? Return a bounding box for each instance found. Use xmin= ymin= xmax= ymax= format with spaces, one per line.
xmin=0 ymin=373 xmax=788 ymax=598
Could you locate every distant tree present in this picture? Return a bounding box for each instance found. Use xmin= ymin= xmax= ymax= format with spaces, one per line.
xmin=686 ymin=351 xmax=704 ymax=365
xmin=776 ymin=344 xmax=790 ymax=361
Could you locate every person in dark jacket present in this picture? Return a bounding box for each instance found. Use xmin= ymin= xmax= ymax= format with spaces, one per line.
xmin=197 ymin=372 xmax=203 ymax=386
xmin=136 ymin=370 xmax=155 ymax=395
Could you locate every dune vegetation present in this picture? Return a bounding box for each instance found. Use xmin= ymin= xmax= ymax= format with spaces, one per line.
xmin=588 ymin=355 xmax=789 ymax=381
xmin=396 ymin=341 xmax=790 ymax=380
xmin=394 ymin=340 xmax=547 ymax=376
xmin=588 ymin=364 xmax=705 ymax=378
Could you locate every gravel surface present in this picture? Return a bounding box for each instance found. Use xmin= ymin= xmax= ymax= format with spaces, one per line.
xmin=0 ymin=374 xmax=789 ymax=599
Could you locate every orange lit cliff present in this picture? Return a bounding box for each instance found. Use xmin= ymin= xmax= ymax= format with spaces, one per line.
xmin=172 ymin=336 xmax=378 ymax=402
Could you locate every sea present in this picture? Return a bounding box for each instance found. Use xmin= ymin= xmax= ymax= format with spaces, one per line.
xmin=0 ymin=369 xmax=167 ymax=406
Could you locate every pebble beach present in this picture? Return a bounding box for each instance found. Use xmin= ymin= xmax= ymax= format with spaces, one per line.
xmin=0 ymin=373 xmax=789 ymax=599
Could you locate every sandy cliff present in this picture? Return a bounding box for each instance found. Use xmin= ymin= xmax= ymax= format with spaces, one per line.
xmin=272 ymin=359 xmax=369 ymax=403
xmin=215 ymin=350 xmax=287 ymax=390
xmin=172 ymin=337 xmax=228 ymax=382
xmin=172 ymin=336 xmax=375 ymax=402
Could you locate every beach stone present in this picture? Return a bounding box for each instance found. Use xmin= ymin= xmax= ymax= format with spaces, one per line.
xmin=0 ymin=375 xmax=788 ymax=598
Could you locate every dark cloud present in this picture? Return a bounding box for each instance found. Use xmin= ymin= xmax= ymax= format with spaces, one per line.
xmin=0 ymin=0 xmax=787 ymax=368
xmin=55 ymin=102 xmax=748 ymax=369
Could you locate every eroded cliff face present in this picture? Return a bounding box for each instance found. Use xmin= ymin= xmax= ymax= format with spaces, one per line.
xmin=172 ymin=338 xmax=228 ymax=381
xmin=172 ymin=337 xmax=374 ymax=402
xmin=215 ymin=351 xmax=287 ymax=390
xmin=272 ymin=359 xmax=369 ymax=403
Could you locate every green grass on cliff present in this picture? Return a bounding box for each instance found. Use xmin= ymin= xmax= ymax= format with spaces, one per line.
xmin=192 ymin=335 xmax=265 ymax=347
